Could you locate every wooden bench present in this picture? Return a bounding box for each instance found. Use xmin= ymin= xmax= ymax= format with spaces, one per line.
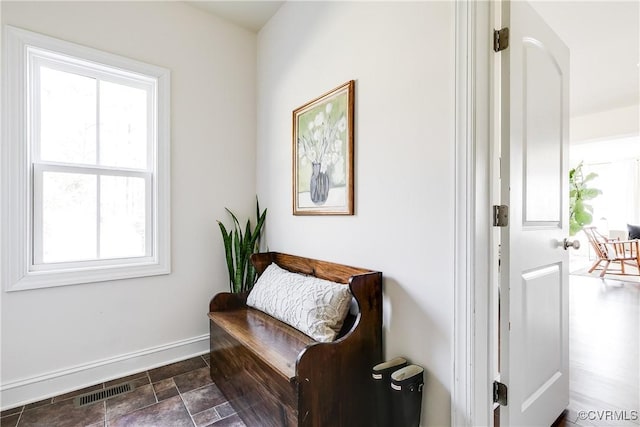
xmin=208 ymin=252 xmax=382 ymax=427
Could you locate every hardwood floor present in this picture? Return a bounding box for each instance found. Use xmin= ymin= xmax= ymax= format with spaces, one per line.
xmin=562 ymin=274 xmax=640 ymax=427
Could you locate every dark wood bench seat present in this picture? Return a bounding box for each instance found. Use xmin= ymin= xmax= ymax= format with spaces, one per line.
xmin=208 ymin=252 xmax=382 ymax=427
xmin=208 ymin=307 xmax=314 ymax=381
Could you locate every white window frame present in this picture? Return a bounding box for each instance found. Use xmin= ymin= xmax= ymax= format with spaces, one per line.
xmin=2 ymin=26 xmax=171 ymax=291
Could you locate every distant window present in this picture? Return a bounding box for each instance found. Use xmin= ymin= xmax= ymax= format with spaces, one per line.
xmin=2 ymin=26 xmax=171 ymax=290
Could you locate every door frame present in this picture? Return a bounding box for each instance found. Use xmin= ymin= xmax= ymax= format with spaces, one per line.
xmin=452 ymin=1 xmax=498 ymax=426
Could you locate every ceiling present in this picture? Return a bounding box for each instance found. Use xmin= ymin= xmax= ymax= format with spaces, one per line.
xmin=529 ymin=1 xmax=639 ymax=117
xmin=186 ymin=1 xmax=283 ymax=32
xmin=187 ymin=1 xmax=638 ymax=118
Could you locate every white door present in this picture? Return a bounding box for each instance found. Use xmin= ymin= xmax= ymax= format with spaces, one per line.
xmin=499 ymin=1 xmax=571 ymax=426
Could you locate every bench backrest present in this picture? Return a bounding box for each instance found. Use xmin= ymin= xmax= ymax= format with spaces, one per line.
xmin=251 ymin=252 xmax=372 ymax=284
xmin=250 ymin=252 xmax=380 ymax=340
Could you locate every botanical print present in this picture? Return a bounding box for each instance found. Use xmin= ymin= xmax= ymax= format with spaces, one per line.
xmin=293 ymin=81 xmax=354 ymax=215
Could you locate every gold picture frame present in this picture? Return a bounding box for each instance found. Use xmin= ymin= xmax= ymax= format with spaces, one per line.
xmin=292 ymin=80 xmax=354 ymax=215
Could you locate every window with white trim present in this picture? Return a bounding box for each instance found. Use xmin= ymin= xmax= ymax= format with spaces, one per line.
xmin=2 ymin=26 xmax=171 ymax=291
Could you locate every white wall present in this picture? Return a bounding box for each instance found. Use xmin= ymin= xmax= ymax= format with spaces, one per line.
xmin=571 ymin=103 xmax=640 ymax=143
xmin=0 ymin=1 xmax=256 ymax=409
xmin=256 ymin=2 xmax=455 ymax=425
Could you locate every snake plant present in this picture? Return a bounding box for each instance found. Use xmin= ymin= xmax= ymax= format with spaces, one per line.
xmin=217 ymin=198 xmax=267 ymax=293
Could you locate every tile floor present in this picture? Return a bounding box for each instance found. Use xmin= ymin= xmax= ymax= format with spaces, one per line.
xmin=0 ymin=354 xmax=246 ymax=427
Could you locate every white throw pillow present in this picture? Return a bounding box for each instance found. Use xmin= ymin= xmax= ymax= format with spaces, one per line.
xmin=246 ymin=263 xmax=352 ymax=342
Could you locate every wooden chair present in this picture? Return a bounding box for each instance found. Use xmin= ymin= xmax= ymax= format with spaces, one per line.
xmin=583 ymin=227 xmax=640 ymax=277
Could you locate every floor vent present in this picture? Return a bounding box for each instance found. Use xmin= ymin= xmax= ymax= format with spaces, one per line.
xmin=74 ymin=382 xmax=135 ymax=408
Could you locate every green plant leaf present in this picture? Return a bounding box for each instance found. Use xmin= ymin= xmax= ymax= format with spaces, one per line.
xmin=581 ymin=188 xmax=602 ymax=199
xmin=256 ymin=196 xmax=261 ymax=224
xmin=575 ymin=210 xmax=592 ymax=225
xmin=253 ymin=209 xmax=267 ymax=247
xmin=233 ymin=227 xmax=242 ymax=293
xmin=237 ymin=219 xmax=253 ymax=292
xmin=569 ymin=221 xmax=581 ymax=236
xmin=574 ymin=199 xmax=584 ymax=211
xmin=226 ymin=208 xmax=244 ymax=243
xmin=217 ymin=221 xmax=234 ymax=291
xmin=246 ymin=265 xmax=256 ymax=292
xmin=583 ymin=172 xmax=598 ymax=183
xmin=217 ymin=198 xmax=268 ymax=294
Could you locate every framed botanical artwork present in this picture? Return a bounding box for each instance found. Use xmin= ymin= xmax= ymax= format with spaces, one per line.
xmin=293 ymin=80 xmax=354 ymax=215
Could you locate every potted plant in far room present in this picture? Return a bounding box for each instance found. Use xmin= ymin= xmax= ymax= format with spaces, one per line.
xmin=569 ymin=161 xmax=602 ymax=236
xmin=217 ymin=198 xmax=267 ymax=293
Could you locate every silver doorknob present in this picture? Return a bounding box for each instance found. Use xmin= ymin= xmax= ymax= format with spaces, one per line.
xmin=563 ymin=238 xmax=580 ymax=250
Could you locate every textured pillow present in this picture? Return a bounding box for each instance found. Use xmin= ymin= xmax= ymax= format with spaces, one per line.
xmin=628 ymin=224 xmax=640 ymax=240
xmin=246 ymin=263 xmax=352 ymax=342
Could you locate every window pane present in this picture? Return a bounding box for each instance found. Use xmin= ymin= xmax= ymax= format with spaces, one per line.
xmin=40 ymin=67 xmax=97 ymax=164
xmin=100 ymin=176 xmax=146 ymax=258
xmin=42 ymin=172 xmax=97 ymax=263
xmin=99 ymin=81 xmax=148 ymax=169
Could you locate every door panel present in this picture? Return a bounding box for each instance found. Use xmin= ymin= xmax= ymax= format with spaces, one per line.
xmin=522 ymin=264 xmax=562 ymax=408
xmin=500 ymin=1 xmax=570 ymax=426
xmin=523 ymin=40 xmax=564 ymax=224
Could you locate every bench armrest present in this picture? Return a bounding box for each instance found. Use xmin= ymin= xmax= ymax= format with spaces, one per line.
xmin=209 ymin=291 xmax=248 ymax=312
xmin=296 ymin=271 xmax=382 ymax=425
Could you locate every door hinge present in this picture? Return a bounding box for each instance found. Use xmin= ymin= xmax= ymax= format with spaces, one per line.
xmin=493 ymin=27 xmax=509 ymax=52
xmin=493 ymin=205 xmax=509 ymax=227
xmin=493 ymin=381 xmax=508 ymax=406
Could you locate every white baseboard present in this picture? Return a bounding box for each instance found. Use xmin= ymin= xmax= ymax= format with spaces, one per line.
xmin=0 ymin=334 xmax=210 ymax=411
